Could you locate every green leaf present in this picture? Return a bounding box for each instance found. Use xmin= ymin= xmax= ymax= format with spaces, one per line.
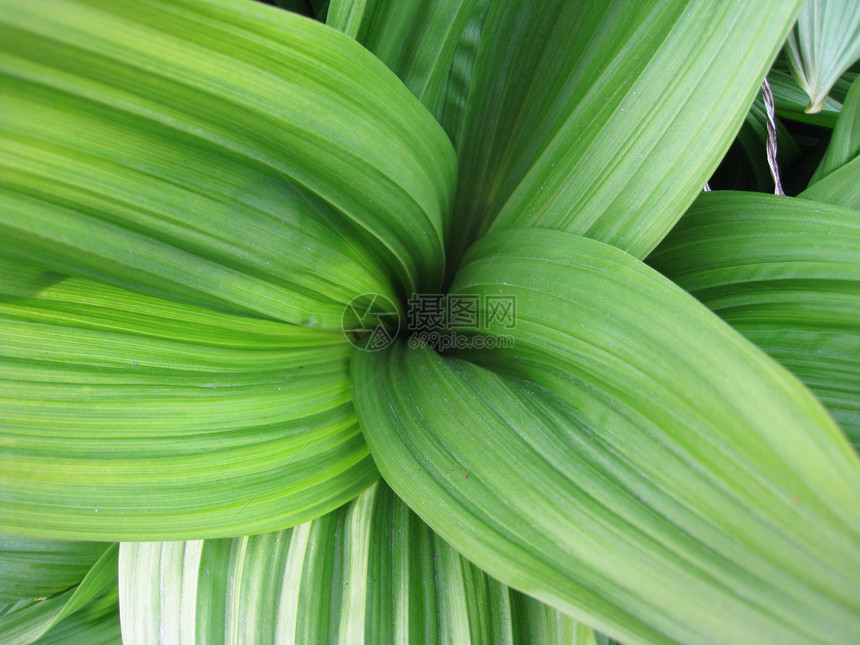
xmin=811 ymin=77 xmax=860 ymax=182
xmin=768 ymin=64 xmax=843 ymax=126
xmin=0 ymin=0 xmax=456 ymax=327
xmin=801 ymin=76 xmax=860 ymax=209
xmin=32 ymin=591 xmax=120 ymax=645
xmin=648 ymin=190 xmax=860 ymax=448
xmin=353 ymin=228 xmax=860 ymax=644
xmin=785 ymin=0 xmax=860 ymax=113
xmin=456 ymin=0 xmax=803 ymax=261
xmin=0 ymin=537 xmax=108 ymax=605
xmin=327 ymin=0 xmax=487 ymax=143
xmin=0 ymin=260 xmax=377 ymax=540
xmin=0 ymin=545 xmax=117 ymax=645
xmin=332 ymin=0 xmax=803 ymax=262
xmin=119 ymin=482 xmax=593 ymax=644
xmin=800 ymin=156 xmax=860 ymax=209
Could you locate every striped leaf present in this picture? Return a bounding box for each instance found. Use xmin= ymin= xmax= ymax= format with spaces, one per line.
xmin=119 ymin=482 xmax=593 ymax=645
xmin=0 ymin=545 xmax=117 ymax=645
xmin=811 ymin=76 xmax=860 ymax=182
xmin=0 ymin=259 xmax=377 ymax=540
xmin=801 ymin=76 xmax=860 ymax=209
xmin=0 ymin=538 xmax=108 ymax=605
xmin=649 ymin=191 xmax=860 ymax=448
xmin=32 ymin=591 xmax=120 ymax=645
xmin=330 ymin=0 xmax=803 ymax=263
xmin=353 ymin=228 xmax=860 ymax=644
xmin=0 ymin=0 xmax=455 ymax=327
xmin=785 ymin=0 xmax=860 ymax=113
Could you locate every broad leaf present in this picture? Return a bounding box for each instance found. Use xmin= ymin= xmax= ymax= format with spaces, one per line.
xmin=0 ymin=538 xmax=108 ymax=605
xmin=333 ymin=0 xmax=803 ymax=263
xmin=119 ymin=482 xmax=593 ymax=644
xmin=0 ymin=545 xmax=117 ymax=645
xmin=353 ymin=229 xmax=860 ymax=644
xmin=0 ymin=0 xmax=456 ymax=327
xmin=0 ymin=260 xmax=377 ymax=540
xmin=32 ymin=591 xmax=120 ymax=645
xmin=649 ymin=191 xmax=860 ymax=448
xmin=785 ymin=0 xmax=860 ymax=113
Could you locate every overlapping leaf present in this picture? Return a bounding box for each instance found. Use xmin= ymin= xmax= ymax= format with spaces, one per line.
xmin=811 ymin=76 xmax=860 ymax=181
xmin=0 ymin=537 xmax=108 ymax=605
xmin=31 ymin=591 xmax=120 ymax=645
xmin=0 ymin=259 xmax=377 ymax=540
xmin=785 ymin=0 xmax=860 ymax=113
xmin=119 ymin=482 xmax=592 ymax=644
xmin=327 ymin=0 xmax=487 ymax=146
xmin=0 ymin=0 xmax=456 ymax=327
xmin=801 ymin=76 xmax=860 ymax=209
xmin=336 ymin=0 xmax=804 ymax=262
xmin=649 ymin=191 xmax=860 ymax=448
xmin=0 ymin=544 xmax=117 ymax=645
xmin=353 ymin=228 xmax=860 ymax=644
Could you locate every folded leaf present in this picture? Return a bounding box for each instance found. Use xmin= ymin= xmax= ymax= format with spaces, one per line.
xmin=649 ymin=191 xmax=860 ymax=448
xmin=0 ymin=537 xmax=108 ymax=604
xmin=32 ymin=591 xmax=120 ymax=645
xmin=785 ymin=0 xmax=860 ymax=113
xmin=0 ymin=545 xmax=117 ymax=645
xmin=768 ymin=64 xmax=843 ymax=126
xmin=811 ymin=76 xmax=860 ymax=182
xmin=0 ymin=260 xmax=377 ymax=540
xmin=119 ymin=482 xmax=592 ymax=644
xmin=353 ymin=228 xmax=860 ymax=644
xmin=0 ymin=0 xmax=456 ymax=327
xmin=800 ymin=156 xmax=860 ymax=209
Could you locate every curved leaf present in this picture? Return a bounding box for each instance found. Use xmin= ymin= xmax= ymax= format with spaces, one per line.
xmin=353 ymin=229 xmax=860 ymax=644
xmin=800 ymin=156 xmax=860 ymax=209
xmin=768 ymin=63 xmax=843 ymax=126
xmin=0 ymin=537 xmax=108 ymax=605
xmin=0 ymin=545 xmax=117 ymax=645
xmin=119 ymin=482 xmax=591 ymax=644
xmin=0 ymin=260 xmax=377 ymax=540
xmin=456 ymin=0 xmax=802 ymax=261
xmin=785 ymin=0 xmax=860 ymax=113
xmin=811 ymin=76 xmax=860 ymax=182
xmin=331 ymin=0 xmax=803 ymax=263
xmin=0 ymin=0 xmax=456 ymax=326
xmin=649 ymin=191 xmax=860 ymax=448
xmin=32 ymin=591 xmax=120 ymax=645
xmin=327 ymin=0 xmax=488 ymax=144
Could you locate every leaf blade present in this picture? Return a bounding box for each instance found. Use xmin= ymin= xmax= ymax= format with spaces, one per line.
xmin=0 ymin=0 xmax=456 ymax=326
xmin=648 ymin=190 xmax=860 ymax=448
xmin=119 ymin=482 xmax=591 ymax=645
xmin=353 ymin=228 xmax=860 ymax=644
xmin=0 ymin=261 xmax=377 ymax=540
